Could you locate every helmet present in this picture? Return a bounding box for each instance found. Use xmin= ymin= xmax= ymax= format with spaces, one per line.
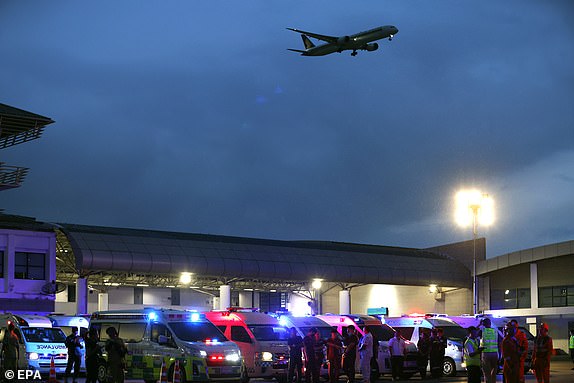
xmin=540 ymin=323 xmax=549 ymax=331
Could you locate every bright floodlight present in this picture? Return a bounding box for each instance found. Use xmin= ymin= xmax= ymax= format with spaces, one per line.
xmin=312 ymin=279 xmax=323 ymax=290
xmin=455 ymin=190 xmax=494 ymax=227
xmin=180 ymin=272 xmax=193 ymax=284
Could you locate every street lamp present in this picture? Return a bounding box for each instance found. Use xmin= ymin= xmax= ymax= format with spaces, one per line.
xmin=455 ymin=190 xmax=494 ymax=315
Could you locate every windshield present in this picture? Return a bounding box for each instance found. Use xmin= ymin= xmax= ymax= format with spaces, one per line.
xmin=248 ymin=325 xmax=288 ymax=341
xmin=366 ymin=324 xmax=395 ymax=341
xmin=438 ymin=326 xmax=467 ymax=340
xmin=300 ymin=326 xmax=333 ymax=340
xmin=169 ymin=322 xmax=227 ymax=342
xmin=22 ymin=327 xmax=66 ymax=343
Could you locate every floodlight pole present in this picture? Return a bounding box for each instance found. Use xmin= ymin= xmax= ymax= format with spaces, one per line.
xmin=471 ymin=204 xmax=479 ymax=315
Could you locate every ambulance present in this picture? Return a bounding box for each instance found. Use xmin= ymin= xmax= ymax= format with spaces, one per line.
xmin=317 ymin=314 xmax=418 ymax=380
xmin=276 ymin=314 xmax=334 ymax=377
xmin=48 ymin=315 xmax=90 ymax=372
xmin=204 ymin=308 xmax=289 ymax=383
xmin=89 ymin=309 xmax=244 ymax=383
xmin=0 ymin=313 xmax=68 ymax=374
xmin=384 ymin=315 xmax=466 ymax=377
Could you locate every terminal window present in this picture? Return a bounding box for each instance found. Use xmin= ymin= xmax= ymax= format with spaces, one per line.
xmin=539 ymin=285 xmax=574 ymax=307
xmin=0 ymin=250 xmax=4 ymax=278
xmin=14 ymin=251 xmax=45 ymax=280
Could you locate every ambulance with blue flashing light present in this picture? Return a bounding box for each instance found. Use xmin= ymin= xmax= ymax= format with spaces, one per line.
xmin=318 ymin=314 xmax=418 ymax=380
xmin=384 ymin=314 xmax=466 ymax=377
xmin=47 ymin=315 xmax=90 ymax=372
xmin=204 ymin=308 xmax=289 ymax=383
xmin=0 ymin=313 xmax=68 ymax=375
xmin=89 ymin=309 xmax=244 ymax=383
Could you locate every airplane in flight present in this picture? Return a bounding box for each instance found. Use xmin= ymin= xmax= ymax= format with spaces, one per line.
xmin=287 ymin=25 xmax=398 ymax=56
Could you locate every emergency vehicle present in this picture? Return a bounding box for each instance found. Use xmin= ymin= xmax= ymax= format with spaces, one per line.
xmin=204 ymin=308 xmax=289 ymax=383
xmin=48 ymin=315 xmax=90 ymax=372
xmin=276 ymin=314 xmax=334 ymax=377
xmin=0 ymin=313 xmax=68 ymax=374
xmin=384 ymin=315 xmax=466 ymax=377
xmin=317 ymin=314 xmax=418 ymax=380
xmin=90 ymin=309 xmax=243 ymax=383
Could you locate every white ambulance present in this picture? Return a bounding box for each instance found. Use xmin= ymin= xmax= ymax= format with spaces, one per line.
xmin=0 ymin=313 xmax=68 ymax=374
xmin=384 ymin=315 xmax=466 ymax=377
xmin=90 ymin=309 xmax=244 ymax=383
xmin=204 ymin=308 xmax=290 ymax=383
xmin=48 ymin=315 xmax=90 ymax=372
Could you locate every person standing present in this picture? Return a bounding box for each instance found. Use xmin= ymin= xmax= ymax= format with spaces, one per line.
xmin=417 ymin=330 xmax=431 ymax=380
xmin=480 ymin=318 xmax=500 ymax=383
xmin=287 ymin=327 xmax=304 ymax=383
xmin=343 ymin=326 xmax=359 ymax=383
xmin=1 ymin=322 xmax=19 ymax=375
xmin=85 ymin=328 xmax=101 ymax=383
xmin=532 ymin=323 xmax=554 ymax=383
xmin=105 ymin=326 xmax=127 ymax=383
xmin=388 ymin=329 xmax=406 ymax=381
xmin=64 ymin=328 xmax=81 ymax=383
xmin=463 ymin=326 xmax=482 ymax=383
xmin=303 ymin=328 xmax=320 ymax=383
xmin=510 ymin=319 xmax=528 ymax=383
xmin=358 ymin=326 xmax=373 ymax=383
xmin=326 ymin=329 xmax=343 ymax=383
xmin=429 ymin=328 xmax=446 ymax=379
xmin=569 ymin=329 xmax=574 ymax=370
xmin=502 ymin=324 xmax=520 ymax=383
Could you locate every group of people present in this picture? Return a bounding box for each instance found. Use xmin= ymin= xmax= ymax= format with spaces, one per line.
xmin=288 ymin=325 xmax=372 ymax=383
xmin=462 ymin=318 xmax=554 ymax=383
xmin=64 ymin=326 xmax=127 ymax=383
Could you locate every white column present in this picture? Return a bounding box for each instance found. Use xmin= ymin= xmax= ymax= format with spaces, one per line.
xmin=239 ymin=291 xmax=252 ymax=307
xmin=98 ymin=293 xmax=109 ymax=311
xmin=339 ymin=290 xmax=350 ymax=315
xmin=213 ymin=297 xmax=220 ymax=310
xmin=530 ymin=263 xmax=538 ymax=309
xmin=76 ymin=278 xmax=88 ymax=314
xmin=219 ymin=285 xmax=231 ymax=310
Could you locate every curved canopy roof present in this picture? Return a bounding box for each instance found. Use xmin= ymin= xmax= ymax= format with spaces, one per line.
xmin=59 ymin=223 xmax=470 ymax=287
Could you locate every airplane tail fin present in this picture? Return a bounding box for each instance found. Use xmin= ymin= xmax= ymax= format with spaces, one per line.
xmin=301 ymin=34 xmax=315 ymax=49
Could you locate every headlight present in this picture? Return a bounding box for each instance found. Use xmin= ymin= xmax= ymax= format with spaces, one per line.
xmin=200 ymin=350 xmax=207 ymax=357
xmin=262 ymin=352 xmax=273 ymax=361
xmin=226 ymin=353 xmax=240 ymax=362
xmin=28 ymin=352 xmax=39 ymax=360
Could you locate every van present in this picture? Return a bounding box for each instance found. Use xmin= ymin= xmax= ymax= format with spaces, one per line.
xmin=90 ymin=309 xmax=244 ymax=383
xmin=318 ymin=314 xmax=418 ymax=380
xmin=48 ymin=315 xmax=90 ymax=372
xmin=384 ymin=315 xmax=466 ymax=377
xmin=276 ymin=314 xmax=334 ymax=377
xmin=204 ymin=309 xmax=289 ymax=383
xmin=0 ymin=313 xmax=68 ymax=374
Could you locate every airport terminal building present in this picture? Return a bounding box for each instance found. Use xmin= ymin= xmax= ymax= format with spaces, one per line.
xmin=1 ymin=213 xmax=573 ymax=351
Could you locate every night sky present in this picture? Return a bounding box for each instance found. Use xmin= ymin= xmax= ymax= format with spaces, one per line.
xmin=1 ymin=1 xmax=573 ymax=258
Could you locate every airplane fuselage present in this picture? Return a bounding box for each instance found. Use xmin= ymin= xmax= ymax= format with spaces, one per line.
xmin=302 ymin=25 xmax=398 ymax=56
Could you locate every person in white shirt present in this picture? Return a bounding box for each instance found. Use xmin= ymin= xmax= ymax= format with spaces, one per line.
xmin=388 ymin=329 xmax=406 ymax=381
xmin=358 ymin=326 xmax=374 ymax=383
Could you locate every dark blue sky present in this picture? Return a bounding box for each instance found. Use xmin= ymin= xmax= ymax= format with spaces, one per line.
xmin=1 ymin=0 xmax=573 ymax=257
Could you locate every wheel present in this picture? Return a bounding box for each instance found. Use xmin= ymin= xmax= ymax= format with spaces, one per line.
xmin=240 ymin=362 xmax=249 ymax=383
xmin=442 ymin=357 xmax=456 ymax=377
xmin=96 ymin=362 xmax=108 ymax=383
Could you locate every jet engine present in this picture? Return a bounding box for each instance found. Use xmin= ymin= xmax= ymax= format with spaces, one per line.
xmin=337 ymin=36 xmax=351 ymax=45
xmin=364 ymin=43 xmax=379 ymax=52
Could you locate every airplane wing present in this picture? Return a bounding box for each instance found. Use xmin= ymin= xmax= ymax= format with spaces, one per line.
xmin=286 ymin=28 xmax=338 ymax=44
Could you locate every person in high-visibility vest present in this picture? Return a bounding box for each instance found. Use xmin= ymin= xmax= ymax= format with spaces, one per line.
xmin=463 ymin=326 xmax=482 ymax=383
xmin=480 ymin=318 xmax=500 ymax=383
xmin=569 ymin=329 xmax=574 ymax=370
xmin=532 ymin=323 xmax=554 ymax=383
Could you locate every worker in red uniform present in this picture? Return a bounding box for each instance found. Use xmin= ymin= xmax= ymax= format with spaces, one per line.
xmin=510 ymin=319 xmax=528 ymax=383
xmin=502 ymin=323 xmax=520 ymax=383
xmin=532 ymin=323 xmax=554 ymax=383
